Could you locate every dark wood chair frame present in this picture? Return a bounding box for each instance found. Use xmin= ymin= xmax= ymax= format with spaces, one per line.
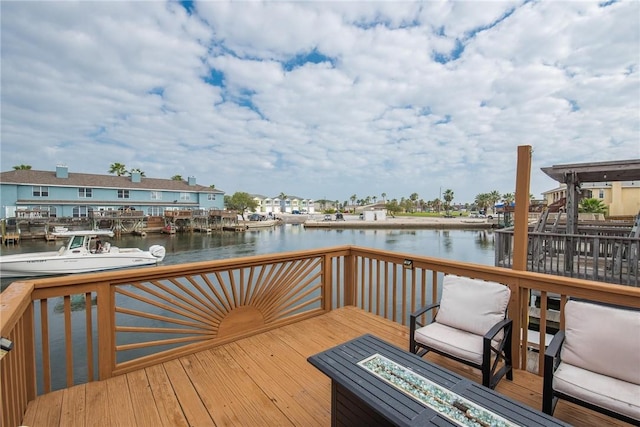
xmin=543 ymin=330 xmax=639 ymax=425
xmin=409 ymin=302 xmax=513 ymax=389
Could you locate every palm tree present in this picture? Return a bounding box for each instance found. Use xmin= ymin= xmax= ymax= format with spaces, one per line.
xmin=475 ymin=193 xmax=491 ymax=214
xmin=502 ymin=193 xmax=515 ymax=207
xmin=12 ymin=164 xmax=32 ymax=170
xmin=129 ymin=168 xmax=146 ymax=177
xmin=579 ymin=198 xmax=608 ymax=214
xmin=108 ymin=163 xmax=127 ymax=176
xmin=488 ymin=190 xmax=501 ymax=215
xmin=433 ymin=198 xmax=442 ymax=213
xmin=381 ymin=193 xmax=386 ymax=202
xmin=171 ymin=175 xmax=183 ymax=181
xmin=409 ymin=193 xmax=419 ymax=213
xmin=443 ymin=189 xmax=454 ymax=214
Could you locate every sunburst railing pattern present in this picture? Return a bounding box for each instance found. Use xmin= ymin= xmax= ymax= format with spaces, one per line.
xmin=112 ymin=255 xmax=328 ymax=374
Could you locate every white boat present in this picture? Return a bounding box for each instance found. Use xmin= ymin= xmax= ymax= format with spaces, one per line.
xmin=0 ymin=230 xmax=166 ymax=278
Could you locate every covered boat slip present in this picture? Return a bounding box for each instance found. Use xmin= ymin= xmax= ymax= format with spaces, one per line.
xmin=21 ymin=307 xmax=627 ymax=427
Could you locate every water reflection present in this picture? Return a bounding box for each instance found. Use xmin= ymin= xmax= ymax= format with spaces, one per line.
xmin=1 ymin=227 xmax=497 ymax=290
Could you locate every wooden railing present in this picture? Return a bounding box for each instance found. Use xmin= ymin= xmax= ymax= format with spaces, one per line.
xmin=2 ymin=245 xmax=640 ymax=426
xmin=496 ymin=229 xmax=639 ymax=286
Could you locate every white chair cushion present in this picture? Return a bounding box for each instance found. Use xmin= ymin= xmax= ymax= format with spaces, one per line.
xmin=414 ymin=322 xmax=485 ymax=365
xmin=561 ymin=300 xmax=640 ymax=385
xmin=435 ymin=275 xmax=510 ymax=336
xmin=554 ymin=362 xmax=640 ymax=422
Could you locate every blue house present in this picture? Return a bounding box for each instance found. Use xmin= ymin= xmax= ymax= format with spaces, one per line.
xmin=0 ymin=165 xmax=225 ymax=219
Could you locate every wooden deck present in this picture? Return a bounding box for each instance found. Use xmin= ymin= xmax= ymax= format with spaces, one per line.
xmin=21 ymin=307 xmax=627 ymax=427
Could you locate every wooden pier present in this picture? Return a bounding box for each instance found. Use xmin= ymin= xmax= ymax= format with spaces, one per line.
xmin=1 ymin=232 xmax=20 ymax=245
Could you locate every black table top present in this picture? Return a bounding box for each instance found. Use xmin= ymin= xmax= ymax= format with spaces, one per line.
xmin=308 ymin=334 xmax=570 ymax=427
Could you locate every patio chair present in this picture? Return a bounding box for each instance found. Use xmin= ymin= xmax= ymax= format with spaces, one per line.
xmin=409 ymin=275 xmax=513 ymax=389
xmin=542 ymin=300 xmax=640 ymax=424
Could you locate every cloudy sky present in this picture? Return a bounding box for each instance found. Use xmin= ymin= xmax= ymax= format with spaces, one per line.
xmin=1 ymin=1 xmax=638 ymax=204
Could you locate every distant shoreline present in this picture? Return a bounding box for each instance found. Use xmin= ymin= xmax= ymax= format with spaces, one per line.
xmin=280 ymin=214 xmax=496 ymax=230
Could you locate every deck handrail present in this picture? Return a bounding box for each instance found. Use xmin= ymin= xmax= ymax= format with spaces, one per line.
xmin=495 ymin=229 xmax=639 ymax=286
xmin=2 ymin=245 xmax=640 ymax=426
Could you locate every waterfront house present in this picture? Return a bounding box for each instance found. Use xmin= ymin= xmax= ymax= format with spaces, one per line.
xmin=0 ymin=165 xmax=225 ymax=219
xmin=542 ymin=181 xmax=640 ymax=217
xmin=251 ymin=194 xmax=315 ymax=214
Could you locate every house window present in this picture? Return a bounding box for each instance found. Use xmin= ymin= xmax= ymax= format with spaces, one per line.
xmin=33 ymin=186 xmax=49 ymax=197
xmin=118 ymin=189 xmax=130 ymax=199
xmin=598 ymin=190 xmax=604 ymax=199
xmin=151 ymin=191 xmax=162 ymax=200
xmin=180 ymin=192 xmax=190 ymax=201
xmin=78 ymin=188 xmax=93 ymax=198
xmin=72 ymin=206 xmax=92 ymax=218
xmin=208 ymin=194 xmax=216 ymax=201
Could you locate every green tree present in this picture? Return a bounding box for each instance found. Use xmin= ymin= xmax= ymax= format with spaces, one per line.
xmin=209 ymin=184 xmax=216 ymax=189
xmin=409 ymin=192 xmax=419 ymax=213
xmin=502 ymin=193 xmax=515 ymax=205
xmin=171 ymin=175 xmax=183 ymax=181
xmin=350 ymin=194 xmax=357 ymax=209
xmin=474 ymin=193 xmax=491 ymax=213
xmin=579 ymin=198 xmax=608 ymax=214
xmin=385 ymin=200 xmax=401 ymax=217
xmin=488 ymin=190 xmax=501 ymax=214
xmin=129 ymin=168 xmax=146 ymax=177
xmin=108 ymin=163 xmax=127 ymax=176
xmin=443 ymin=189 xmax=454 ymax=214
xmin=12 ymin=164 xmax=32 ymax=170
xmin=432 ymin=198 xmax=442 ymax=213
xmin=381 ymin=192 xmax=386 ymax=202
xmin=225 ymin=192 xmax=258 ymax=220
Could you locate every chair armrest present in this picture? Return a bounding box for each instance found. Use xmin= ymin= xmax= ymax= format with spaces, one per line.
xmin=544 ymin=330 xmax=565 ymax=370
xmin=483 ymin=317 xmax=512 ymax=341
xmin=543 ymin=330 xmax=565 ymax=415
xmin=410 ymin=303 xmax=440 ymax=330
xmin=410 ymin=303 xmax=439 ymax=319
xmin=409 ymin=303 xmax=440 ymax=354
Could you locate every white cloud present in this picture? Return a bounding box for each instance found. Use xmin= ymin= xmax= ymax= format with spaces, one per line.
xmin=1 ymin=0 xmax=638 ymax=204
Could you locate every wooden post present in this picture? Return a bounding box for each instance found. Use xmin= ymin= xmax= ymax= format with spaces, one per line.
xmin=512 ymin=145 xmax=532 ymax=271
xmin=323 ymin=254 xmax=333 ymax=312
xmin=343 ymin=252 xmax=356 ymax=307
xmin=511 ymin=145 xmax=532 ymax=370
xmin=97 ymin=282 xmax=114 ymax=380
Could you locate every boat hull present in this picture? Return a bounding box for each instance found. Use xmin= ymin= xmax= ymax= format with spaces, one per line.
xmin=0 ymin=250 xmax=162 ymax=278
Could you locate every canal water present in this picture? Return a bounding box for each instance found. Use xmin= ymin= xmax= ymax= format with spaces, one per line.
xmin=1 ymin=225 xmax=497 ymax=392
xmin=1 ymin=225 xmax=497 ymax=290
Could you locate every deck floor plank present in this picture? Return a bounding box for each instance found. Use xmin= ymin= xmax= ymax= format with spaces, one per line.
xmin=59 ymin=384 xmax=86 ymax=427
xmin=161 ymin=358 xmax=214 ymax=426
xmin=195 ymin=346 xmax=295 ymax=426
xmin=106 ymin=374 xmax=136 ymax=426
xmin=226 ymin=334 xmax=331 ymax=425
xmin=125 ymin=369 xmax=164 ymax=427
xmin=21 ymin=307 xmax=630 ymax=427
xmin=172 ymin=352 xmax=243 ymax=426
xmin=82 ymin=380 xmax=110 ymax=426
xmin=143 ymin=363 xmax=190 ymax=427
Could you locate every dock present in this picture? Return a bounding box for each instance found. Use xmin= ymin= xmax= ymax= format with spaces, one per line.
xmin=1 ymin=232 xmax=20 ymax=245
